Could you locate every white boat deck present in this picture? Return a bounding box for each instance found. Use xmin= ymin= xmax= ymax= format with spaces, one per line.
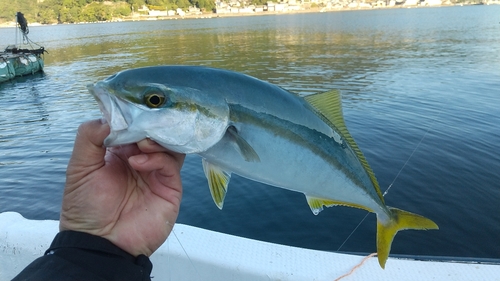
xmin=1 ymin=211 xmax=499 ymax=281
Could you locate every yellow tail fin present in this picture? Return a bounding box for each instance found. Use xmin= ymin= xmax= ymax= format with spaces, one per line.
xmin=377 ymin=207 xmax=438 ymax=268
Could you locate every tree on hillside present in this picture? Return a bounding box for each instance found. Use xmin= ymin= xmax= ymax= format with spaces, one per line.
xmin=0 ymin=0 xmax=38 ymax=23
xmin=0 ymin=0 xmax=242 ymax=24
xmin=114 ymin=2 xmax=132 ymax=16
xmin=146 ymin=0 xmax=166 ymax=6
xmin=175 ymin=0 xmax=191 ymax=9
xmin=249 ymin=0 xmax=267 ymax=5
xmin=37 ymin=9 xmax=58 ymax=24
xmin=192 ymin=0 xmax=215 ymax=11
xmin=129 ymin=0 xmax=146 ymax=11
xmin=80 ymin=2 xmax=112 ymax=21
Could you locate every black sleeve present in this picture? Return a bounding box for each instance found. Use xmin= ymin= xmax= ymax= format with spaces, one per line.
xmin=12 ymin=230 xmax=153 ymax=281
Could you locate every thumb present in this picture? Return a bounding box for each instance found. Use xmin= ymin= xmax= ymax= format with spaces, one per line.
xmin=68 ymin=119 xmax=110 ymax=171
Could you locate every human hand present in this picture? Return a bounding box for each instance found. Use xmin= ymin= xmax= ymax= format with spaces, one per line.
xmin=60 ymin=119 xmax=185 ymax=257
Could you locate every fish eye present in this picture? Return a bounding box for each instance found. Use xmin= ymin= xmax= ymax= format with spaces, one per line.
xmin=144 ymin=91 xmax=166 ymax=108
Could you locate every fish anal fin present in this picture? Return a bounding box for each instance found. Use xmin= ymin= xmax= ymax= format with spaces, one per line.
xmin=306 ymin=196 xmax=334 ymax=215
xmin=227 ymin=126 xmax=260 ymax=162
xmin=377 ymin=207 xmax=439 ymax=268
xmin=202 ymin=159 xmax=232 ymax=209
xmin=306 ymin=195 xmax=373 ymax=215
xmin=304 ymin=91 xmax=384 ymax=203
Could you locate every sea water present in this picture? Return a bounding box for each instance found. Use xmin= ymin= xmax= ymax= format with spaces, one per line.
xmin=1 ymin=5 xmax=499 ymax=259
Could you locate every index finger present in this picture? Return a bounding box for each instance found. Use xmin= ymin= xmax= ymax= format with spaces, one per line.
xmin=137 ymin=138 xmax=186 ymax=166
xmin=136 ymin=138 xmax=167 ymax=153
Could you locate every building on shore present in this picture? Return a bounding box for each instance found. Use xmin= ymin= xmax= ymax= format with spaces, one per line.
xmin=142 ymin=0 xmax=461 ymax=18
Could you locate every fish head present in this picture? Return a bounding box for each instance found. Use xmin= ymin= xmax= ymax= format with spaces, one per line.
xmin=87 ymin=68 xmax=230 ymax=154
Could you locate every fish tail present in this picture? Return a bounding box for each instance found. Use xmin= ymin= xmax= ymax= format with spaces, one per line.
xmin=377 ymin=207 xmax=438 ymax=268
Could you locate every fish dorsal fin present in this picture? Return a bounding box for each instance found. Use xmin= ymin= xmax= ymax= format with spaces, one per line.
xmin=227 ymin=126 xmax=260 ymax=162
xmin=304 ymin=90 xmax=384 ymax=203
xmin=306 ymin=195 xmax=374 ymax=215
xmin=202 ymin=159 xmax=232 ymax=209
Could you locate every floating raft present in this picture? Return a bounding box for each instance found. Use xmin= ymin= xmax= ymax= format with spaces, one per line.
xmin=0 ymin=212 xmax=499 ymax=281
xmin=0 ymin=12 xmax=45 ymax=83
xmin=0 ymin=46 xmax=44 ymax=83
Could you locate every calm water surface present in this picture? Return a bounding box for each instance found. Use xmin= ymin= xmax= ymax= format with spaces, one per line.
xmin=1 ymin=6 xmax=499 ymax=260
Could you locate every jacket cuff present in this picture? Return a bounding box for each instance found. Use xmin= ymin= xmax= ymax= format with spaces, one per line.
xmin=46 ymin=230 xmax=152 ymax=281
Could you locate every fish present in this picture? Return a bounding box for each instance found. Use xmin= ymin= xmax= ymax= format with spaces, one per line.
xmin=88 ymin=65 xmax=438 ymax=268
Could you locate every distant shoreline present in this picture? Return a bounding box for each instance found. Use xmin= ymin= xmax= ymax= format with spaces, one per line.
xmin=0 ymin=4 xmax=481 ymax=29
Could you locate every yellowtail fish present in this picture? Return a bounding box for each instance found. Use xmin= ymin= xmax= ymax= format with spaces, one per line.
xmin=88 ymin=66 xmax=438 ymax=268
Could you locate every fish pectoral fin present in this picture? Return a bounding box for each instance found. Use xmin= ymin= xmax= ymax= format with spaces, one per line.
xmin=202 ymin=159 xmax=232 ymax=210
xmin=227 ymin=126 xmax=260 ymax=162
xmin=377 ymin=207 xmax=439 ymax=269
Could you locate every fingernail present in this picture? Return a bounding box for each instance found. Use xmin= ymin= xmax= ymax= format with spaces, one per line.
xmin=133 ymin=154 xmax=148 ymax=164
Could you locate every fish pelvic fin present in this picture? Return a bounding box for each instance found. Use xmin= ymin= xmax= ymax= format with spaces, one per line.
xmin=377 ymin=207 xmax=439 ymax=269
xmin=202 ymin=159 xmax=232 ymax=209
xmin=304 ymin=90 xmax=384 ymax=204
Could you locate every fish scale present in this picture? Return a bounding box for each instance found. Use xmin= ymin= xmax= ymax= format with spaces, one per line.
xmin=88 ymin=65 xmax=438 ymax=268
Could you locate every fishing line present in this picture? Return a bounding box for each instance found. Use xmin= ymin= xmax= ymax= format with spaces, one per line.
xmin=337 ymin=93 xmax=452 ymax=252
xmin=169 ymin=226 xmax=201 ymax=279
xmin=383 ymin=113 xmax=437 ymax=197
xmin=335 ymin=132 xmax=425 ymax=252
xmin=336 ymin=130 xmax=432 ymax=252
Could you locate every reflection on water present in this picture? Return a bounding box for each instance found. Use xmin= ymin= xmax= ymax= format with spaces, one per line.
xmin=1 ymin=5 xmax=499 ymax=259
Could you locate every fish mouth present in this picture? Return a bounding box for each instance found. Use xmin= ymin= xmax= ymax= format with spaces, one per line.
xmin=87 ymin=83 xmax=130 ymax=145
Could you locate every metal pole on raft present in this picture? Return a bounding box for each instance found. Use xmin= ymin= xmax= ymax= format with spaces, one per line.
xmin=14 ymin=14 xmax=18 ymax=47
